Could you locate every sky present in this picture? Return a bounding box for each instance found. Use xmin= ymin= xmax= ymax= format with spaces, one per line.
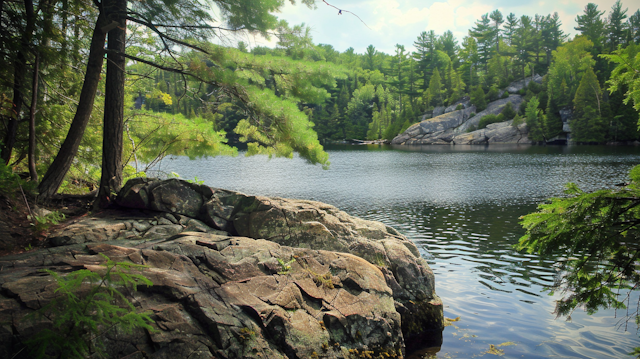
xmin=225 ymin=0 xmax=639 ymax=55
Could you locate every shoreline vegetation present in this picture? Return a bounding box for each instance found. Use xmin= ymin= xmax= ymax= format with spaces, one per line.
xmin=1 ymin=0 xmax=640 ymax=357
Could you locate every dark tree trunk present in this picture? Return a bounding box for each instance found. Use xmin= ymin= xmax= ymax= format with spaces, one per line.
xmin=28 ymin=52 xmax=39 ymax=182
xmin=37 ymin=15 xmax=106 ymax=199
xmin=2 ymin=51 xmax=26 ymax=164
xmin=95 ymin=0 xmax=126 ymax=209
xmin=1 ymin=0 xmax=36 ymax=164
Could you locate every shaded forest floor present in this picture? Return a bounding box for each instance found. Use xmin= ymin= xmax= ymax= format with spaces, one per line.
xmin=0 ymin=191 xmax=93 ymax=256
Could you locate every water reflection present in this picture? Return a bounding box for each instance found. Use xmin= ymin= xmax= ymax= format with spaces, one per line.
xmin=151 ymin=144 xmax=640 ymax=358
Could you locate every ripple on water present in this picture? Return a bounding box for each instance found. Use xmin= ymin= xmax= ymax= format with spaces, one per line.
xmin=151 ymin=145 xmax=640 ymax=358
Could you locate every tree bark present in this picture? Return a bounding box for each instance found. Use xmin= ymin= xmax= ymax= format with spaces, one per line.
xmin=95 ymin=0 xmax=126 ymax=209
xmin=37 ymin=15 xmax=106 ymax=199
xmin=28 ymin=52 xmax=39 ymax=182
xmin=1 ymin=0 xmax=35 ymax=164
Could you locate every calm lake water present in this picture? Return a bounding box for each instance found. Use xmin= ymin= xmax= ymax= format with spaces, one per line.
xmin=150 ymin=144 xmax=640 ymax=358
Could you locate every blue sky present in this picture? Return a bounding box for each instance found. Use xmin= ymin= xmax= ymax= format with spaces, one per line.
xmin=229 ymin=0 xmax=638 ymax=55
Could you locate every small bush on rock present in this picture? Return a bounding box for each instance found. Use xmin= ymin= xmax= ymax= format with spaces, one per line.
xmin=478 ymin=114 xmax=506 ymax=129
xmin=26 ymin=254 xmax=154 ymax=359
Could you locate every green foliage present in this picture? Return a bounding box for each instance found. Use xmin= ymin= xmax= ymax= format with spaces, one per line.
xmin=545 ymin=37 xmax=595 ymax=139
xmin=478 ymin=113 xmax=505 ymax=129
xmin=428 ymin=68 xmax=444 ymax=107
xmin=0 ymin=159 xmax=29 ymax=197
xmin=486 ymin=84 xmax=500 ymax=102
xmin=277 ymin=257 xmax=296 ymax=274
xmin=470 ymin=85 xmax=487 ymax=111
xmin=571 ymin=67 xmax=606 ymax=142
xmin=526 ymin=96 xmax=545 ymax=141
xmin=32 ymin=211 xmax=65 ymax=232
xmin=517 ymin=165 xmax=640 ymax=324
xmin=501 ymin=102 xmax=517 ymax=120
xmin=27 ymin=254 xmax=154 ymax=358
xmin=511 ymin=114 xmax=524 ymax=127
xmin=124 ymin=111 xmax=237 ymax=171
xmin=603 ymin=43 xmax=640 ymax=117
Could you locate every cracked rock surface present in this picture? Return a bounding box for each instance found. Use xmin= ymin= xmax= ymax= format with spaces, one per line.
xmin=0 ymin=178 xmax=443 ymax=358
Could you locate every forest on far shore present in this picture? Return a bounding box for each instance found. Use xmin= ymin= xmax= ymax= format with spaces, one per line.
xmin=1 ymin=0 xmax=640 ymax=197
xmin=137 ymin=1 xmax=640 ymax=144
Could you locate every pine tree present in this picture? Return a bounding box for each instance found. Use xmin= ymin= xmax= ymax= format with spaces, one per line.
xmin=428 ymin=68 xmax=444 ymax=107
xmin=470 ymin=84 xmax=487 ymax=111
xmin=525 ymin=96 xmax=544 ymax=141
xmin=571 ymin=67 xmax=606 ymax=142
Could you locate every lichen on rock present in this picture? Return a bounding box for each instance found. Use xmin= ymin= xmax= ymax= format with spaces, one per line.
xmin=0 ymin=178 xmax=444 ymax=358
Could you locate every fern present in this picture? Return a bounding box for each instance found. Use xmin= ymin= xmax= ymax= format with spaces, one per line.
xmin=26 ymin=254 xmax=154 ymax=358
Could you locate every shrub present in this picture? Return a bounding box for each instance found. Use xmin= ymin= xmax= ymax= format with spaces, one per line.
xmin=467 ymin=124 xmax=477 ymax=132
xmin=27 ymin=254 xmax=154 ymax=358
xmin=455 ymin=104 xmax=463 ymax=110
xmin=501 ymin=102 xmax=517 ymax=120
xmin=511 ymin=114 xmax=524 ymax=127
xmin=487 ymin=85 xmax=500 ymax=101
xmin=470 ymin=85 xmax=487 ymax=112
xmin=33 ymin=211 xmax=66 ymax=232
xmin=501 ymin=91 xmax=509 ymax=99
xmin=478 ymin=113 xmax=506 ymax=129
xmin=527 ymin=80 xmax=542 ymax=94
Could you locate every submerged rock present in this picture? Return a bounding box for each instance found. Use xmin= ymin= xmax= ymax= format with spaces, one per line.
xmin=0 ymin=178 xmax=444 ymax=358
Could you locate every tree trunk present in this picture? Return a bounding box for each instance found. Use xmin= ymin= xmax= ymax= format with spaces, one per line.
xmin=28 ymin=52 xmax=39 ymax=182
xmin=37 ymin=15 xmax=106 ymax=199
xmin=1 ymin=0 xmax=35 ymax=164
xmin=2 ymin=51 xmax=26 ymax=164
xmin=95 ymin=0 xmax=126 ymax=209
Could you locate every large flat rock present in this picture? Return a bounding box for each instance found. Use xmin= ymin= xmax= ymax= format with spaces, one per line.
xmin=0 ymin=178 xmax=444 ymax=358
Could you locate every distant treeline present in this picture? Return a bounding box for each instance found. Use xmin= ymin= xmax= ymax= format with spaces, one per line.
xmin=141 ymin=2 xmax=640 ymax=143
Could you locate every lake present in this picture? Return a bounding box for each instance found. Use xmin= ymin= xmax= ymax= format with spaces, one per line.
xmin=149 ymin=144 xmax=640 ymax=358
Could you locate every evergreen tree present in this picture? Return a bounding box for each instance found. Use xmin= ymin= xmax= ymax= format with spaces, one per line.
xmin=504 ymin=13 xmax=519 ymax=45
xmin=575 ymin=3 xmax=606 ymax=51
xmin=428 ymin=68 xmax=444 ymax=107
xmin=571 ymin=67 xmax=606 ymax=142
xmin=439 ymin=30 xmax=459 ymax=65
xmin=606 ymin=0 xmax=628 ymax=51
xmin=490 ymin=10 xmax=504 ymax=54
xmin=470 ymin=13 xmax=494 ymax=71
xmin=501 ymin=102 xmax=517 ymax=120
xmin=470 ymin=84 xmax=487 ymax=111
xmin=513 ymin=15 xmax=535 ymax=82
xmin=413 ymin=30 xmax=439 ymax=92
xmin=459 ymin=36 xmax=480 ymax=90
xmin=525 ymin=96 xmax=544 ymax=141
xmin=628 ymin=10 xmax=640 ymax=44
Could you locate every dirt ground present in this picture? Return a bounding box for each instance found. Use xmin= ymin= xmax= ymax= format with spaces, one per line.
xmin=0 ymin=191 xmax=94 ymax=256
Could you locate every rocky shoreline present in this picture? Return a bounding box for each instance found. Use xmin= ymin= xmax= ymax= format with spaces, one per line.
xmin=0 ymin=178 xmax=443 ymax=358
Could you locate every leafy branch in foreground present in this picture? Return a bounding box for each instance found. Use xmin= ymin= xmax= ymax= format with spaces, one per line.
xmin=517 ymin=165 xmax=640 ymax=324
xmin=26 ymin=254 xmax=154 ymax=359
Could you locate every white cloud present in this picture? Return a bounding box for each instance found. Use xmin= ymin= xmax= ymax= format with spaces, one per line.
xmin=234 ymin=0 xmax=640 ymax=54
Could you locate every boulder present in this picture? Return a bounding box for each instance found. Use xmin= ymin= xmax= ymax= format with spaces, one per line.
xmin=391 ymin=107 xmax=476 ymax=145
xmin=392 ymin=95 xmax=525 ymax=146
xmin=504 ymin=74 xmax=543 ymax=94
xmin=452 ymin=121 xmax=529 ymax=145
xmin=116 ymin=178 xmax=444 ymax=346
xmin=0 ymin=234 xmax=405 ymax=358
xmin=0 ymin=178 xmax=443 ymax=357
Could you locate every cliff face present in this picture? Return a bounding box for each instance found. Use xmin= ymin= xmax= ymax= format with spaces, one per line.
xmin=0 ymin=178 xmax=443 ymax=359
xmin=392 ymin=75 xmax=542 ymax=146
